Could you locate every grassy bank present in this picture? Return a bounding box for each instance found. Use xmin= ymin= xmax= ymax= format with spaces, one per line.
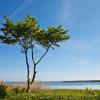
xmin=1 ymin=88 xmax=100 ymax=100
xmin=1 ymin=81 xmax=100 ymax=100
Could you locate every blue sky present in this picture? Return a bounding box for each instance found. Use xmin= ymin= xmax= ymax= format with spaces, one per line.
xmin=0 ymin=0 xmax=100 ymax=81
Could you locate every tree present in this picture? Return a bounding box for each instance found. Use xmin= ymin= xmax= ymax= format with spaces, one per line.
xmin=0 ymin=15 xmax=70 ymax=92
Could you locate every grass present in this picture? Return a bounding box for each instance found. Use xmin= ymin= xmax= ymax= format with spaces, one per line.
xmin=1 ymin=81 xmax=100 ymax=100
xmin=2 ymin=88 xmax=100 ymax=100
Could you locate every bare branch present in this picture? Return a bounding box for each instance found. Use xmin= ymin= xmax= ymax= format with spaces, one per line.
xmin=31 ymin=46 xmax=35 ymax=64
xmin=36 ymin=46 xmax=50 ymax=65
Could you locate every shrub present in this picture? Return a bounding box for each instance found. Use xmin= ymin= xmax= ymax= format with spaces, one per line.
xmin=0 ymin=80 xmax=7 ymax=99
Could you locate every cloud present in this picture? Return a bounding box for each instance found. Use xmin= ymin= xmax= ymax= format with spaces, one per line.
xmin=57 ymin=0 xmax=71 ymax=25
xmin=9 ymin=0 xmax=35 ymax=19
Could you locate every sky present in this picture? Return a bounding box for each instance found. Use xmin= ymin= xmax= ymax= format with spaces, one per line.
xmin=0 ymin=0 xmax=100 ymax=81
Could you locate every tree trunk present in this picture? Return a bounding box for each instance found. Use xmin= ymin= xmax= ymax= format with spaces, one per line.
xmin=30 ymin=64 xmax=37 ymax=84
xmin=25 ymin=50 xmax=30 ymax=93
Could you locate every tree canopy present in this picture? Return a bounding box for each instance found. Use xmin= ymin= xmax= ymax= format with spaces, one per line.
xmin=0 ymin=16 xmax=70 ymax=50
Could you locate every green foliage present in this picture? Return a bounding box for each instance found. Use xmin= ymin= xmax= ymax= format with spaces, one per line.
xmin=0 ymin=82 xmax=7 ymax=99
xmin=83 ymin=88 xmax=97 ymax=96
xmin=1 ymin=88 xmax=100 ymax=100
xmin=82 ymin=88 xmax=97 ymax=100
xmin=5 ymin=93 xmax=35 ymax=100
xmin=0 ymin=15 xmax=70 ymax=51
xmin=0 ymin=15 xmax=40 ymax=50
xmin=11 ymin=86 xmax=26 ymax=94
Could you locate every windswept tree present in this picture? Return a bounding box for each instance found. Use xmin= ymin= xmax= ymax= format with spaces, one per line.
xmin=0 ymin=15 xmax=70 ymax=92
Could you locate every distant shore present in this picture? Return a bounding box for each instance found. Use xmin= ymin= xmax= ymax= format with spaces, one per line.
xmin=5 ymin=80 xmax=100 ymax=83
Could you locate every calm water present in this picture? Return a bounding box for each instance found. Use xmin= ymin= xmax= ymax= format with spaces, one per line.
xmin=7 ymin=81 xmax=100 ymax=89
xmin=40 ymin=81 xmax=100 ymax=89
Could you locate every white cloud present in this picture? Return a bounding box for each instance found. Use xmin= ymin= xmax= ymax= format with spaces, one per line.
xmin=57 ymin=0 xmax=72 ymax=25
xmin=9 ymin=0 xmax=35 ymax=19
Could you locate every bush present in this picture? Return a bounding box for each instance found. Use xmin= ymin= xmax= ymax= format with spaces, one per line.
xmin=0 ymin=81 xmax=7 ymax=99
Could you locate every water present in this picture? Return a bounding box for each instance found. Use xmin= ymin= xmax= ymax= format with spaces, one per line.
xmin=41 ymin=81 xmax=100 ymax=89
xmin=7 ymin=81 xmax=100 ymax=89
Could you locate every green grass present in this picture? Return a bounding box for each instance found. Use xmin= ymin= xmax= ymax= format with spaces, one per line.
xmin=0 ymin=80 xmax=100 ymax=99
xmin=0 ymin=82 xmax=100 ymax=100
xmin=2 ymin=89 xmax=100 ymax=100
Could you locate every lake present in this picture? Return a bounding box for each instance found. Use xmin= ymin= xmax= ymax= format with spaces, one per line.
xmin=40 ymin=81 xmax=100 ymax=89
xmin=7 ymin=81 xmax=100 ymax=90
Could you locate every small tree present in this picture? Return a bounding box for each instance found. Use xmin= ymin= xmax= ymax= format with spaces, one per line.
xmin=0 ymin=15 xmax=70 ymax=92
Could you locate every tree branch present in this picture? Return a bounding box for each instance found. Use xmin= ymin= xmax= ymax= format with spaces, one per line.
xmin=31 ymin=46 xmax=35 ymax=65
xmin=36 ymin=46 xmax=50 ymax=65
